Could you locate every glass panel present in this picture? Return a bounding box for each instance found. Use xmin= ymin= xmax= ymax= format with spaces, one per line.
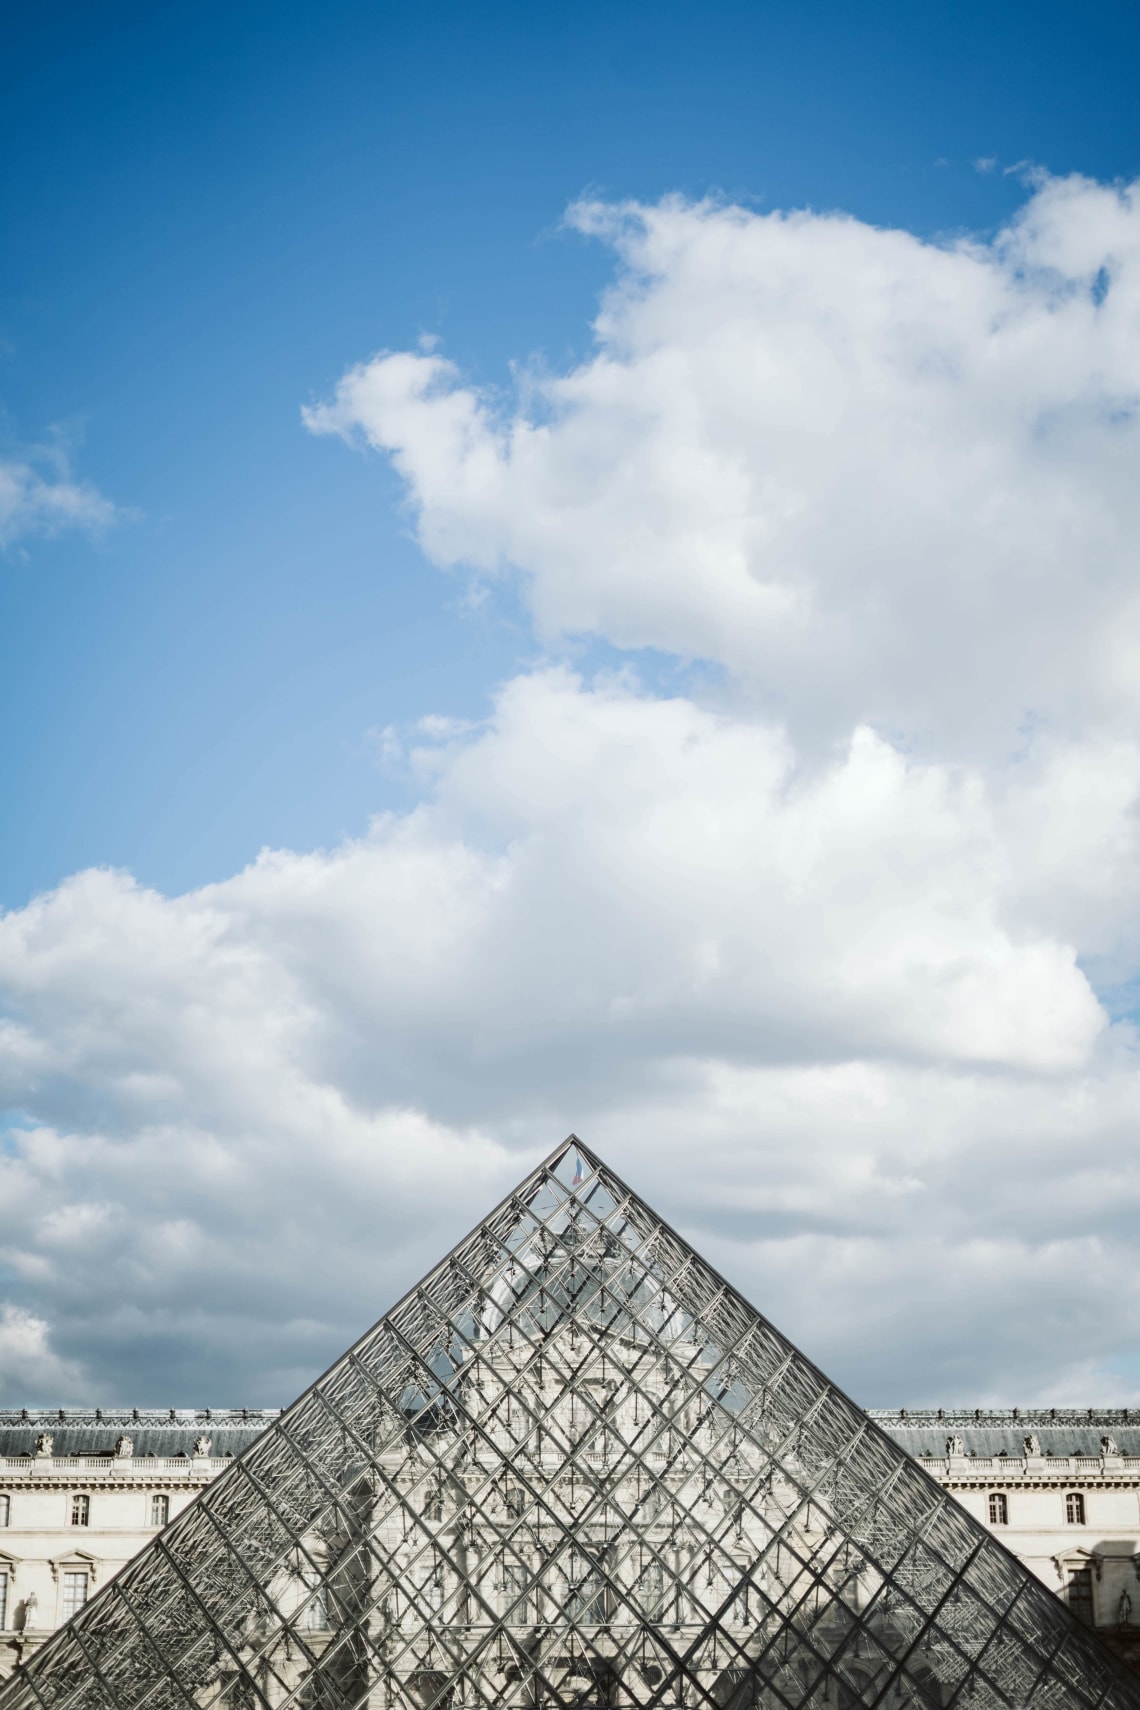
xmin=4 ymin=1139 xmax=1138 ymax=1710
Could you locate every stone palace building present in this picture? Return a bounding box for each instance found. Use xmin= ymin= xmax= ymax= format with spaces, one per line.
xmin=1 ymin=1407 xmax=1137 ymax=1685
xmin=1 ymin=1140 xmax=1136 ymax=1710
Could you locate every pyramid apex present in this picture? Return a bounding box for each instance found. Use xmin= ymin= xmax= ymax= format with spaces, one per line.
xmin=537 ymin=1131 xmax=605 ymax=1176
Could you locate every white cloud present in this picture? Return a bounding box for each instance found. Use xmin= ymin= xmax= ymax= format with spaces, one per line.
xmin=5 ymin=177 xmax=1140 ymax=1407
xmin=0 ymin=439 xmax=119 ymax=550
xmin=0 ymin=1304 xmax=86 ymax=1402
xmin=307 ymin=175 xmax=1140 ymax=760
xmin=2 ymin=665 xmax=1140 ymax=1403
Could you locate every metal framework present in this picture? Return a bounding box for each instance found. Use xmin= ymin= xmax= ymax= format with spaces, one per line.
xmin=3 ymin=1138 xmax=1138 ymax=1710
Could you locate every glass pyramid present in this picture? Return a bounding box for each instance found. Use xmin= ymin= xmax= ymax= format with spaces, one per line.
xmin=4 ymin=1138 xmax=1138 ymax=1710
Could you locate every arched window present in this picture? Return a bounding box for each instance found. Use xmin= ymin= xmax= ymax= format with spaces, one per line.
xmin=150 ymin=1494 xmax=169 ymax=1527
xmin=1065 ymin=1491 xmax=1086 ymax=1525
xmin=0 ymin=1494 xmax=9 ymax=1527
xmin=70 ymin=1493 xmax=90 ymax=1527
xmin=988 ymin=1492 xmax=1008 ymax=1525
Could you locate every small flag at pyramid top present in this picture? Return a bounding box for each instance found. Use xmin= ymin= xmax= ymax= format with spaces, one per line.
xmin=4 ymin=1135 xmax=1138 ymax=1710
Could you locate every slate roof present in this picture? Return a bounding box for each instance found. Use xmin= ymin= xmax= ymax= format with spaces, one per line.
xmin=871 ymin=1408 xmax=1140 ymax=1458
xmin=7 ymin=1409 xmax=1134 ymax=1461
xmin=0 ymin=1408 xmax=278 ymax=1459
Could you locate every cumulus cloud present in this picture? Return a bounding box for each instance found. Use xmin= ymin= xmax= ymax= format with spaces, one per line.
xmin=3 ymin=665 xmax=1140 ymax=1404
xmin=0 ymin=1304 xmax=86 ymax=1401
xmin=5 ymin=175 xmax=1140 ymax=1407
xmin=307 ymin=174 xmax=1140 ymax=759
xmin=0 ymin=438 xmax=118 ymax=549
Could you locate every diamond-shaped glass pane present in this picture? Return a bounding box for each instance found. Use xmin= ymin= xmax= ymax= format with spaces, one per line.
xmin=4 ymin=1139 xmax=1137 ymax=1710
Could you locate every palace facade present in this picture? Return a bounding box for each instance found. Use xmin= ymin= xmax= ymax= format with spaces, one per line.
xmin=1 ymin=1408 xmax=1137 ymax=1684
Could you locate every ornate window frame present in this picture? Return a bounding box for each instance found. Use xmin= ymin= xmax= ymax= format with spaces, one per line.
xmin=49 ymin=1548 xmax=99 ymax=1626
xmin=1053 ymin=1545 xmax=1101 ymax=1628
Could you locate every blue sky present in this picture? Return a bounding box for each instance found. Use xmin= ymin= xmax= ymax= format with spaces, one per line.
xmin=3 ymin=0 xmax=1137 ymax=905
xmin=3 ymin=0 xmax=1140 ymax=1407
